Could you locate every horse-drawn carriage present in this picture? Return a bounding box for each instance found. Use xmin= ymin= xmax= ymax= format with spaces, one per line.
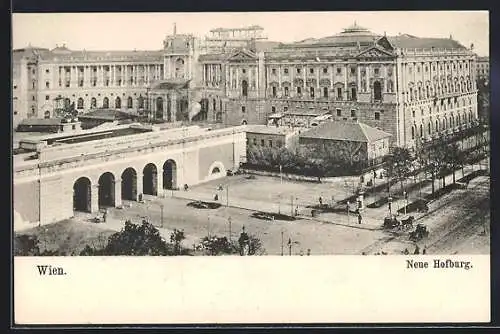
xmin=382 ymin=215 xmax=415 ymax=231
xmin=409 ymin=223 xmax=429 ymax=241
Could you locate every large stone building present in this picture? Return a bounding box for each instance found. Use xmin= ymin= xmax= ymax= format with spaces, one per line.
xmin=13 ymin=23 xmax=479 ymax=148
xmin=476 ymin=56 xmax=489 ymax=80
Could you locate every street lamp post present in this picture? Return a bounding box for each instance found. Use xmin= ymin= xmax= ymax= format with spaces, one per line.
xmin=347 ymin=201 xmax=350 ymax=223
xmin=388 ymin=196 xmax=393 ymax=216
xmin=281 ymin=230 xmax=284 ymax=256
xmin=226 ymin=184 xmax=229 ymax=207
xmin=403 ymin=191 xmax=408 ymax=216
xmin=228 ymin=216 xmax=232 ymax=241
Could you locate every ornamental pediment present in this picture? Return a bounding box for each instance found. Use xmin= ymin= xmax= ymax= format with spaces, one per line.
xmin=356 ymin=46 xmax=394 ymax=59
xmin=227 ymin=50 xmax=257 ymax=62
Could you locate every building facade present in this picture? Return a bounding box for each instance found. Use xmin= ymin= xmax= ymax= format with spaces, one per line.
xmin=13 ymin=23 xmax=478 ymax=148
xmin=476 ymin=56 xmax=489 ymax=80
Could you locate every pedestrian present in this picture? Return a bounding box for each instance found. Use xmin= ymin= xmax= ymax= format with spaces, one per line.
xmin=102 ymin=209 xmax=107 ymax=223
xmin=414 ymin=245 xmax=420 ymax=255
xmin=295 ymin=206 xmax=299 ymax=216
xmin=357 ymin=212 xmax=362 ymax=224
xmin=422 ymin=246 xmax=427 ymax=255
xmin=319 ymin=196 xmax=323 ymax=206
xmin=214 ymin=193 xmax=218 ymax=201
xmin=403 ymin=248 xmax=409 ymax=255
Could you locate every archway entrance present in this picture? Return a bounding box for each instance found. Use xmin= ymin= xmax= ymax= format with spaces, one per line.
xmin=163 ymin=160 xmax=177 ymax=190
xmin=156 ymin=97 xmax=164 ymax=119
xmin=143 ymin=163 xmax=158 ymax=195
xmin=98 ymin=172 xmax=115 ymax=207
xmin=121 ymin=168 xmax=137 ymax=201
xmin=73 ymin=177 xmax=91 ymax=213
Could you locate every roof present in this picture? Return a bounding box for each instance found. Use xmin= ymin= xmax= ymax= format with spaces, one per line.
xmin=245 ymin=125 xmax=298 ymax=136
xmin=78 ymin=109 xmax=133 ymax=120
xmin=387 ymin=35 xmax=467 ymax=50
xmin=300 ymin=121 xmax=392 ymax=143
xmin=18 ymin=118 xmax=62 ymax=126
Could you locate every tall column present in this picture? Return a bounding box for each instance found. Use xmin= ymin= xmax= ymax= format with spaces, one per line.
xmin=248 ymin=66 xmax=252 ymax=89
xmin=366 ymin=65 xmax=370 ymax=92
xmin=316 ymin=66 xmax=320 ymax=88
xmin=91 ymin=185 xmax=99 ymax=213
xmin=171 ymin=93 xmax=177 ymax=122
xmin=343 ymin=64 xmax=348 ymax=99
xmin=357 ymin=65 xmax=361 ymax=92
xmin=330 ymin=64 xmax=334 ymax=89
xmin=383 ymin=65 xmax=388 ymax=93
xmin=136 ymin=175 xmax=143 ymax=201
xmin=236 ymin=66 xmax=239 ymax=89
xmin=114 ymin=179 xmax=122 ymax=207
xmin=157 ymin=169 xmax=164 ymax=198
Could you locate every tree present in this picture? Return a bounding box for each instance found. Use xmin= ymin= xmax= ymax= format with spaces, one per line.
xmin=428 ymin=138 xmax=448 ymax=190
xmin=14 ymin=234 xmax=40 ymax=256
xmin=389 ymin=147 xmax=414 ymax=193
xmin=90 ymin=220 xmax=174 ymax=256
xmin=170 ymin=229 xmax=186 ymax=255
xmin=443 ymin=142 xmax=463 ymax=184
xmin=199 ymin=235 xmax=236 ymax=256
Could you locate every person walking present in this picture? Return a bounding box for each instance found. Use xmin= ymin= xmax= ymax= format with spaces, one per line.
xmin=357 ymin=212 xmax=362 ymax=224
xmin=102 ymin=209 xmax=107 ymax=223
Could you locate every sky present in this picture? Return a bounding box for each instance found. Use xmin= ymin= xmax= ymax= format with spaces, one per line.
xmin=12 ymin=11 xmax=489 ymax=56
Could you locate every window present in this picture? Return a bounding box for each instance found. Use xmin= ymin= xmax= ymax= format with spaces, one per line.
xmin=79 ymin=80 xmax=84 ymax=87
xmin=373 ymin=81 xmax=382 ymax=101
xmin=351 ymin=109 xmax=356 ymax=117
xmin=412 ymin=110 xmax=415 ymax=118
xmin=411 ymin=126 xmax=415 ymax=140
xmin=310 ymin=87 xmax=314 ymax=98
xmin=32 ymin=69 xmax=35 ymax=75
xmin=252 ymin=138 xmax=257 ymax=145
xmin=296 ymin=68 xmax=301 ymax=74
xmin=272 ymin=106 xmax=276 ymax=112
xmin=77 ymin=98 xmax=84 ymax=109
xmin=297 ymin=87 xmax=302 ymax=95
xmin=45 ymin=81 xmax=50 ymax=88
xmin=32 ymin=81 xmax=36 ymax=89
xmin=13 ymin=85 xmax=17 ymax=89
xmin=272 ymin=86 xmax=277 ymax=97
xmin=65 ymin=81 xmax=70 ymax=88
xmin=284 ymin=87 xmax=289 ymax=97
xmin=284 ymin=106 xmax=288 ymax=112
xmin=45 ymin=95 xmax=50 ymax=101
xmin=284 ymin=68 xmax=289 ymax=74
xmin=336 ymin=68 xmax=341 ymax=75
xmin=277 ymin=140 xmax=282 ymax=148
xmin=310 ymin=68 xmax=314 ymax=74
xmin=336 ymin=108 xmax=341 ymax=116
xmin=351 ymin=87 xmax=357 ymax=100
xmin=261 ymin=139 xmax=265 ymax=146
xmin=375 ymin=112 xmax=380 ymax=120
xmin=374 ymin=68 xmax=380 ymax=76
xmin=32 ymin=96 xmax=35 ymax=101
xmin=272 ymin=68 xmax=276 ymax=75
xmin=323 ymin=87 xmax=328 ymax=98
xmin=351 ymin=67 xmax=356 ymax=75
xmin=417 ymin=66 xmax=420 ymax=73
xmin=45 ymin=69 xmax=49 ymax=74
xmin=241 ymin=106 xmax=246 ymax=113
xmin=242 ymin=69 xmax=246 ymax=74
xmin=323 ymin=67 xmax=328 ymax=74
xmin=91 ymin=97 xmax=97 ymax=108
xmin=337 ymin=87 xmax=342 ymax=99
xmin=269 ymin=140 xmax=273 ymax=147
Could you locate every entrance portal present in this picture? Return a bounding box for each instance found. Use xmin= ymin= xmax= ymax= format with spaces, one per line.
xmin=98 ymin=172 xmax=115 ymax=207
xmin=121 ymin=168 xmax=137 ymax=201
xmin=163 ymin=160 xmax=177 ymax=190
xmin=73 ymin=177 xmax=91 ymax=213
xmin=143 ymin=163 xmax=158 ymax=195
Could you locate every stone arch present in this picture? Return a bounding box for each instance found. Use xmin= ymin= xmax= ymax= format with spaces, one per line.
xmin=102 ymin=97 xmax=109 ymax=109
xmin=207 ymin=161 xmax=226 ymax=180
xmin=44 ymin=110 xmax=51 ymax=119
xmin=175 ymin=58 xmax=185 ymax=78
xmin=77 ymin=97 xmax=84 ymax=109
xmin=98 ymin=172 xmax=115 ymax=208
xmin=115 ymin=96 xmax=121 ymax=109
xmin=241 ymin=119 xmax=247 ymax=125
xmin=91 ymin=97 xmax=97 ymax=109
xmin=121 ymin=167 xmax=137 ymax=201
xmin=163 ymin=159 xmax=178 ymax=190
xmin=127 ymin=96 xmax=133 ymax=109
xmin=73 ymin=177 xmax=92 ymax=213
xmin=142 ymin=163 xmax=158 ymax=196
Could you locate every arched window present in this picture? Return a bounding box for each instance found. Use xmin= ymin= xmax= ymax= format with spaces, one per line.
xmin=420 ymin=124 xmax=423 ymax=137
xmin=91 ymin=97 xmax=97 ymax=109
xmin=115 ymin=97 xmax=121 ymax=109
xmin=374 ymin=81 xmax=382 ymax=101
xmin=242 ymin=80 xmax=248 ymax=97
xmin=127 ymin=96 xmax=133 ymax=108
xmin=102 ymin=97 xmax=109 ymax=109
xmin=175 ymin=58 xmax=185 ymax=79
xmin=77 ymin=98 xmax=84 ymax=109
xmin=435 ymin=120 xmax=438 ymax=132
xmin=428 ymin=122 xmax=431 ymax=135
xmin=138 ymin=95 xmax=144 ymax=109
xmin=211 ymin=167 xmax=221 ymax=174
xmin=351 ymin=87 xmax=356 ymax=100
xmin=310 ymin=87 xmax=315 ymax=98
xmin=44 ymin=110 xmax=51 ymax=119
xmin=411 ymin=126 xmax=415 ymax=140
xmin=323 ymin=87 xmax=328 ymax=98
xmin=213 ymin=98 xmax=217 ymax=111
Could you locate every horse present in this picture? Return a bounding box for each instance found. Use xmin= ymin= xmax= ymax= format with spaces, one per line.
xmin=401 ymin=216 xmax=415 ymax=231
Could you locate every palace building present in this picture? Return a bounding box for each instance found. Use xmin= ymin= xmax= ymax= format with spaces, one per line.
xmin=12 ymin=23 xmax=479 ymax=148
